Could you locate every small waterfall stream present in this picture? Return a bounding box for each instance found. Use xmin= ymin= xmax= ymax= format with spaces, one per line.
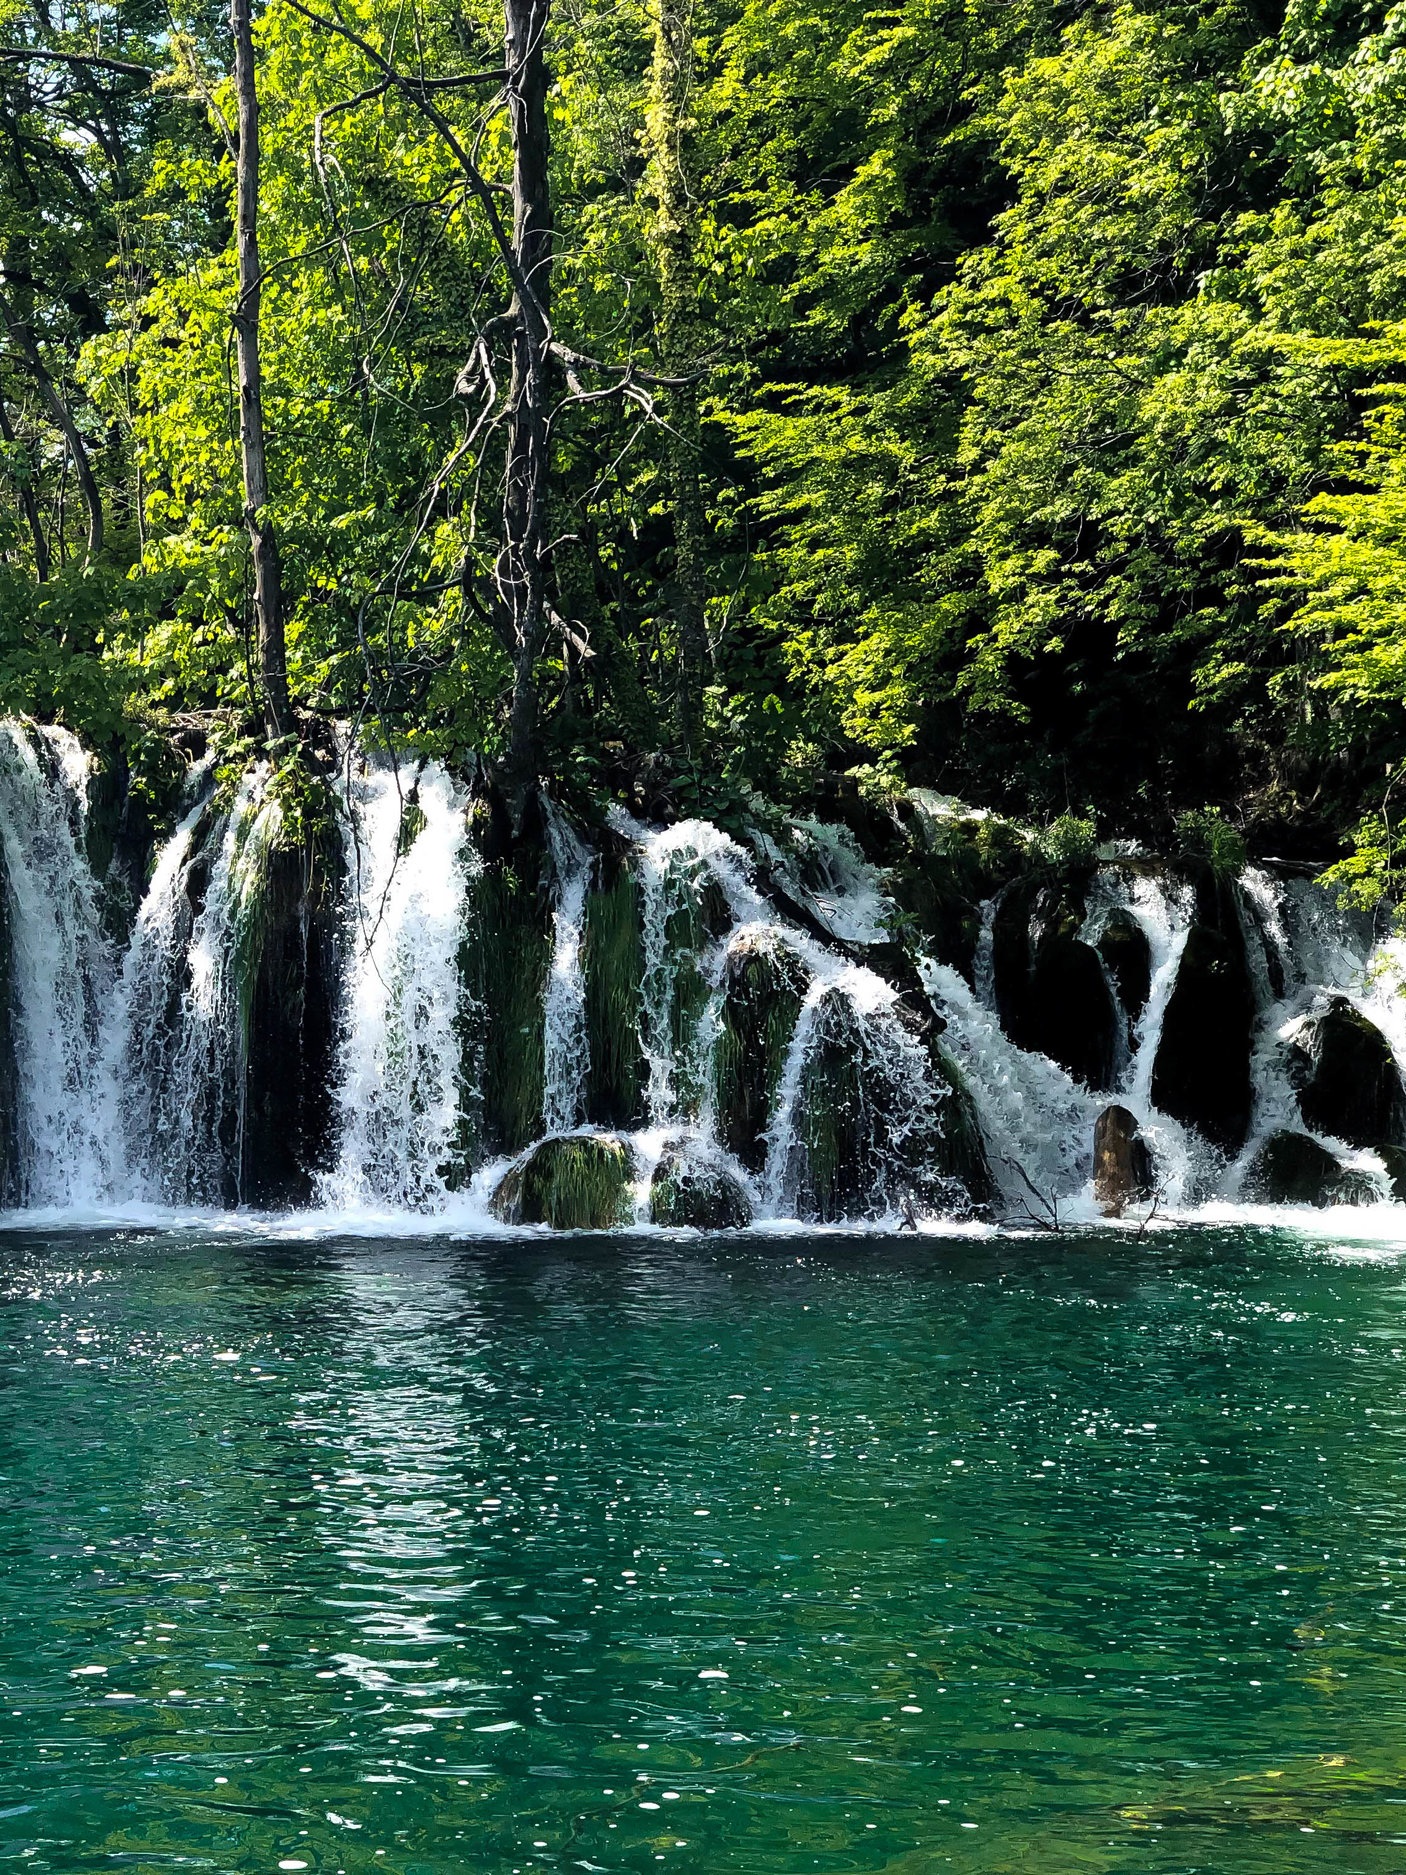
xmin=2 ymin=714 xmax=1406 ymax=1227
xmin=325 ymin=756 xmax=476 ymax=1212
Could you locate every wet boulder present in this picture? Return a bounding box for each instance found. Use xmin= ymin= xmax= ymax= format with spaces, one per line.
xmin=1150 ymin=885 xmax=1256 ymax=1153
xmin=461 ymin=839 xmax=553 ymax=1155
xmin=1241 ymin=1130 xmax=1378 ymax=1207
xmin=491 ymin=1133 xmax=635 ymax=1229
xmin=1093 ymin=1105 xmax=1154 ymax=1216
xmin=1376 ymin=1144 xmax=1406 ymax=1203
xmin=648 ymin=1147 xmax=753 ymax=1229
xmin=713 ymin=932 xmax=807 ymax=1173
xmin=1096 ymin=909 xmax=1152 ymax=1029
xmin=930 ymin=1047 xmax=995 ymax=1210
xmin=993 ymin=876 xmax=1120 ymax=1091
xmin=582 ymin=847 xmax=646 ymax=1129
xmin=779 ymin=989 xmax=985 ymax=1223
xmin=0 ymin=849 xmax=14 ymax=1204
xmin=240 ymin=827 xmax=343 ymax=1208
xmin=1288 ymin=997 xmax=1406 ymax=1151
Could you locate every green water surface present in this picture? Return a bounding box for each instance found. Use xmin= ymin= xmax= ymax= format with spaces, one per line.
xmin=2 ymin=1225 xmax=1406 ymax=1873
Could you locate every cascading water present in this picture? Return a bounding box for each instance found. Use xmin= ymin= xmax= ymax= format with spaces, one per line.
xmin=540 ymin=804 xmax=592 ymax=1136
xmin=0 ymin=722 xmax=116 ymax=1205
xmin=2 ymin=710 xmax=1406 ymax=1227
xmin=323 ymin=755 xmax=477 ymax=1213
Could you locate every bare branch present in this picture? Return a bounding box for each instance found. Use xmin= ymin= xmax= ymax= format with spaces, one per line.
xmin=0 ymin=46 xmax=155 ymax=81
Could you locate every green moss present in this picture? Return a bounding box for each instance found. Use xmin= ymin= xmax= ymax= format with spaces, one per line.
xmin=713 ymin=933 xmax=806 ymax=1171
xmin=491 ymin=1133 xmax=635 ymax=1229
xmin=929 ymin=1046 xmax=993 ymax=1205
xmin=583 ymin=853 xmax=645 ymax=1127
xmin=0 ymin=844 xmax=15 ymax=1203
xmin=662 ymin=884 xmax=714 ymax=1119
xmin=460 ymin=857 xmax=551 ymax=1156
xmin=648 ymin=1148 xmax=753 ymax=1229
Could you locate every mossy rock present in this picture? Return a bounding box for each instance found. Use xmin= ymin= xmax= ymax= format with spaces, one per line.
xmin=460 ymin=853 xmax=551 ymax=1155
xmin=0 ymin=843 xmax=15 ymax=1204
xmin=648 ymin=1147 xmax=753 ymax=1229
xmin=929 ymin=1045 xmax=994 ymax=1208
xmin=238 ymin=820 xmax=345 ymax=1208
xmin=491 ymin=1133 xmax=636 ymax=1229
xmin=713 ymin=932 xmax=807 ymax=1172
xmin=582 ymin=850 xmax=645 ymax=1127
xmin=1242 ymin=1131 xmax=1378 ymax=1207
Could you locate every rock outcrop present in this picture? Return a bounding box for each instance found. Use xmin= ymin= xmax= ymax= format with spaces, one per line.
xmin=648 ymin=1147 xmax=753 ymax=1229
xmin=1289 ymin=997 xmax=1406 ymax=1151
xmin=1150 ymin=877 xmax=1256 ymax=1152
xmin=712 ymin=932 xmax=806 ymax=1172
xmin=491 ymin=1133 xmax=635 ymax=1229
xmin=1242 ymin=1130 xmax=1377 ymax=1207
xmin=993 ymin=875 xmax=1121 ymax=1091
xmin=1093 ymin=1104 xmax=1154 ymax=1215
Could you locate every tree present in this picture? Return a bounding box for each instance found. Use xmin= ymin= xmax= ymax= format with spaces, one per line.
xmin=643 ymin=0 xmax=709 ymax=750
xmin=231 ymin=0 xmax=291 ymax=741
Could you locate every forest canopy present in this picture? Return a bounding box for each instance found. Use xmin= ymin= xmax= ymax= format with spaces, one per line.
xmin=4 ymin=0 xmax=1406 ymax=880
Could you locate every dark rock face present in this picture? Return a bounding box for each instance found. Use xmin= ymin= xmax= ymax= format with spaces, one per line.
xmin=461 ymin=840 xmax=552 ymax=1156
xmin=240 ymin=831 xmax=343 ymax=1208
xmin=1289 ymin=997 xmax=1406 ymax=1151
xmin=491 ymin=1133 xmax=634 ymax=1229
xmin=1150 ymin=883 xmax=1256 ymax=1152
xmin=993 ymin=876 xmax=1120 ymax=1091
xmin=1242 ymin=1129 xmax=1377 ymax=1207
xmin=780 ymin=991 xmax=988 ymax=1223
xmin=1096 ymin=909 xmax=1152 ymax=1028
xmin=713 ymin=933 xmax=806 ymax=1172
xmin=648 ymin=1148 xmax=753 ymax=1229
xmin=930 ymin=1047 xmax=994 ymax=1209
xmin=582 ymin=848 xmax=645 ymax=1129
xmin=1093 ymin=1104 xmax=1154 ymax=1215
xmin=0 ymin=848 xmax=15 ymax=1204
xmin=1376 ymin=1144 xmax=1406 ymax=1203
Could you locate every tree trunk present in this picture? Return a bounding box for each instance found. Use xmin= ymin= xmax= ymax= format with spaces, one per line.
xmin=0 ymin=390 xmax=50 ymax=581
xmin=498 ymin=0 xmax=553 ymax=818
xmin=231 ymin=0 xmax=291 ymax=742
xmin=0 ymin=286 xmax=101 ymax=564
xmin=645 ymin=0 xmax=709 ymax=752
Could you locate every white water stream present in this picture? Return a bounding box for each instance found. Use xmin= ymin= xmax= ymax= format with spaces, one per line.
xmin=1 ymin=716 xmax=1406 ymax=1228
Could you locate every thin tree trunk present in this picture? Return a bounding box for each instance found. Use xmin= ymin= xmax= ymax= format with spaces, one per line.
xmin=645 ymin=0 xmax=709 ymax=752
xmin=499 ymin=0 xmax=553 ymax=818
xmin=231 ymin=0 xmax=291 ymax=742
xmin=0 ymin=286 xmax=102 ymax=563
xmin=0 ymin=391 xmax=50 ymax=580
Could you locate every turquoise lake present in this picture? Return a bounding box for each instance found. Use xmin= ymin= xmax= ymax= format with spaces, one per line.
xmin=3 ymin=1224 xmax=1406 ymax=1873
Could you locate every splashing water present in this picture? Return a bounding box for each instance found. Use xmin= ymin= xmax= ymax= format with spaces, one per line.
xmin=0 ymin=716 xmax=1405 ymax=1227
xmin=541 ymin=804 xmax=593 ymax=1135
xmin=324 ymin=756 xmax=476 ymax=1212
xmin=0 ymin=723 xmax=115 ymax=1205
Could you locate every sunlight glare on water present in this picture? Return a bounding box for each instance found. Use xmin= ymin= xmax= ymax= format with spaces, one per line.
xmin=3 ymin=1225 xmax=1406 ymax=1873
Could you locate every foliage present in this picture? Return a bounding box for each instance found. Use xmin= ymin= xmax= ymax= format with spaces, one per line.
xmin=7 ymin=0 xmax=1406 ymax=883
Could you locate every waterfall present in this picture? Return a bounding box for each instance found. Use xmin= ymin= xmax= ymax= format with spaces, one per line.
xmin=0 ymin=723 xmax=115 ymax=1205
xmin=624 ymin=816 xmax=762 ymax=1126
xmin=323 ymin=756 xmax=476 ymax=1213
xmin=1 ymin=712 xmax=1405 ymax=1226
xmin=103 ymin=770 xmax=218 ymax=1202
xmin=763 ymin=955 xmax=942 ymax=1220
xmin=540 ymin=805 xmax=592 ymax=1135
xmin=921 ymin=957 xmax=1096 ymax=1208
